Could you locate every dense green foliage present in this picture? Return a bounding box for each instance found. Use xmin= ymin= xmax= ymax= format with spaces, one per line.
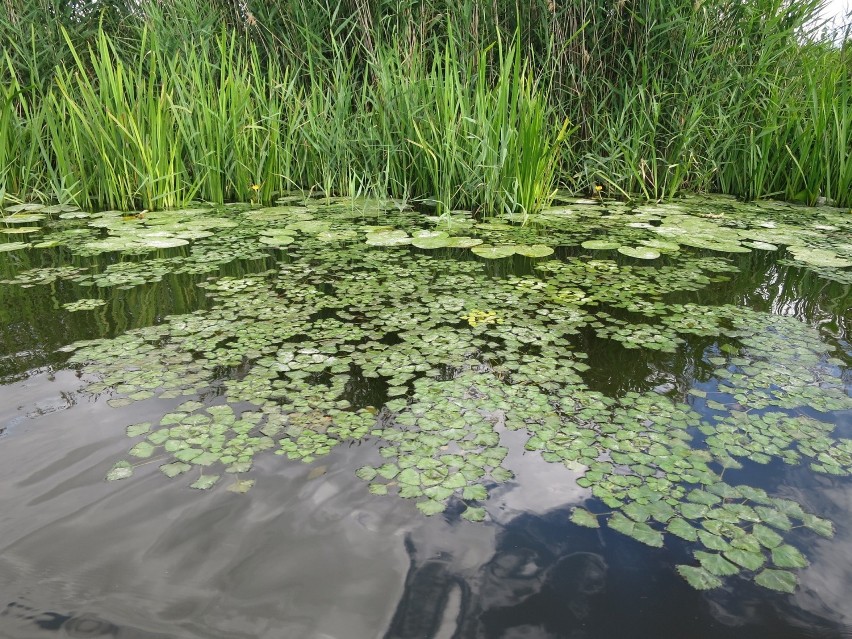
xmin=1 ymin=0 xmax=850 ymax=211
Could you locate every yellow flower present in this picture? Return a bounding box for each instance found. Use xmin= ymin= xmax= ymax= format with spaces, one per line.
xmin=250 ymin=184 xmax=261 ymax=192
xmin=594 ymin=184 xmax=603 ymax=192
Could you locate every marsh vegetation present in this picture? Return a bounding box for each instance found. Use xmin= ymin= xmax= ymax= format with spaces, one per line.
xmin=2 ymin=0 xmax=851 ymax=212
xmin=1 ymin=2 xmax=851 ymax=637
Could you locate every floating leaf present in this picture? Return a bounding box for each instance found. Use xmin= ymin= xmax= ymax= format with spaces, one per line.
xmin=411 ymin=231 xmax=450 ymax=249
xmin=667 ymin=517 xmax=698 ymax=541
xmin=0 ymin=242 xmax=30 ymax=252
xmin=259 ymin=234 xmax=295 ymax=247
xmin=640 ymin=239 xmax=680 ymax=252
xmin=742 ymin=241 xmax=778 ymax=251
xmin=515 ymin=244 xmax=554 ymax=258
xmin=755 ymin=507 xmax=792 ymax=531
xmin=608 ymin=513 xmax=664 ymax=547
xmin=617 ymin=246 xmax=660 ymax=260
xmin=676 ymin=565 xmax=722 ymax=590
xmin=0 ymin=226 xmax=41 ymax=234
xmin=787 ymin=246 xmax=851 ymax=268
xmin=369 ymin=483 xmax=388 ymax=495
xmin=752 ymin=524 xmax=783 ymax=548
xmin=143 ymin=238 xmax=189 ymax=249
xmin=227 ymin=479 xmax=255 ymax=493
xmin=695 ymin=551 xmax=739 ymax=576
xmin=365 ymin=229 xmax=411 ymax=246
xmin=160 ymin=462 xmax=191 ymax=478
xmin=416 ymin=499 xmax=446 ymax=516
xmin=698 ymin=530 xmax=730 ymax=551
xmin=190 ymin=474 xmax=220 ymax=490
xmin=226 ymin=461 xmax=252 ymax=474
xmin=129 ymin=441 xmax=155 ymax=458
xmin=106 ymin=461 xmax=133 ymax=481
xmin=724 ymin=548 xmax=765 ymax=571
xmin=755 ymin=569 xmax=798 ymax=593
xmin=471 ymin=245 xmax=516 ymax=259
xmin=356 ymin=466 xmax=378 ymax=481
xmin=581 ymin=239 xmax=620 ymax=250
xmin=462 ymin=506 xmax=486 ymax=522
xmin=443 ymin=236 xmax=483 ymax=248
xmin=771 ymin=544 xmax=808 ymax=569
xmin=398 ymin=468 xmax=420 ymax=485
xmin=571 ymin=507 xmax=600 ymax=528
xmin=126 ymin=422 xmax=152 ymax=437
xmin=801 ymin=513 xmax=834 ymax=538
xmin=462 ymin=484 xmax=487 ymax=501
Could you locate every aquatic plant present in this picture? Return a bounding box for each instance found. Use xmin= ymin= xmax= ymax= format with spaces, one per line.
xmin=4 ymin=196 xmax=844 ymax=594
xmin=1 ymin=0 xmax=850 ymax=210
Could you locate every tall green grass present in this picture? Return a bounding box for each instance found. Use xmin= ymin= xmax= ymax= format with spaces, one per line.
xmin=0 ymin=0 xmax=850 ymax=212
xmin=0 ymin=61 xmax=42 ymax=203
xmin=49 ymin=30 xmax=187 ymax=210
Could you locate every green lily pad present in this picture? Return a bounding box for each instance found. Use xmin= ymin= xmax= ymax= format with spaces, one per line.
xmin=0 ymin=226 xmax=41 ymax=234
xmin=443 ymin=236 xmax=483 ymax=248
xmin=365 ymin=230 xmax=411 ymax=246
xmin=640 ymin=239 xmax=680 ymax=252
xmin=617 ymin=246 xmax=661 ymax=260
xmin=0 ymin=241 xmax=31 ymax=252
xmin=286 ymin=220 xmax=330 ymax=234
xmin=581 ymin=239 xmax=620 ymax=250
xmin=142 ymin=238 xmax=189 ymax=249
xmin=259 ymin=234 xmax=295 ymax=247
xmin=471 ymin=245 xmax=517 ymax=259
xmin=742 ymin=241 xmax=778 ymax=251
xmin=787 ymin=246 xmax=851 ymax=268
xmin=515 ymin=244 xmax=554 ymax=258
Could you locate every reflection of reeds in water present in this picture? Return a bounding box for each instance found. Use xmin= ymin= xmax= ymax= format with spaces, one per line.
xmin=1 ymin=0 xmax=850 ymax=211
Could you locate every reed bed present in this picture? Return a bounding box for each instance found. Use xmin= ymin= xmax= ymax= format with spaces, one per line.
xmin=1 ymin=0 xmax=850 ymax=212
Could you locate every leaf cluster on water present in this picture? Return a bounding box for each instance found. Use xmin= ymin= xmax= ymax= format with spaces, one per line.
xmin=4 ymin=195 xmax=850 ymax=593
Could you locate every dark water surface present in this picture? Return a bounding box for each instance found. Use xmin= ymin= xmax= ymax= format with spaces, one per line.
xmin=0 ymin=197 xmax=850 ymax=639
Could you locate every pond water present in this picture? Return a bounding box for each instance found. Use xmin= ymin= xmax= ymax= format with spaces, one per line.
xmin=0 ymin=195 xmax=850 ymax=639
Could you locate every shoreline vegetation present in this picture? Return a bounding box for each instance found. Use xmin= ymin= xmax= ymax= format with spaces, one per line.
xmin=1 ymin=0 xmax=851 ymax=214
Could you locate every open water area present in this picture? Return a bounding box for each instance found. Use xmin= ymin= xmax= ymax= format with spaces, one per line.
xmin=0 ymin=194 xmax=850 ymax=638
